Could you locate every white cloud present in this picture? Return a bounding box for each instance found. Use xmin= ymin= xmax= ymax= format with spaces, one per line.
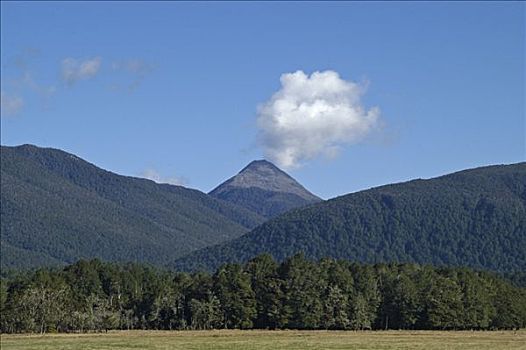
xmin=256 ymin=70 xmax=381 ymax=169
xmin=0 ymin=91 xmax=24 ymax=117
xmin=19 ymin=71 xmax=56 ymax=98
xmin=3 ymin=50 xmax=56 ymax=113
xmin=61 ymin=57 xmax=102 ymax=85
xmin=112 ymin=59 xmax=153 ymax=74
xmin=141 ymin=169 xmax=188 ymax=186
xmin=111 ymin=59 xmax=154 ymax=91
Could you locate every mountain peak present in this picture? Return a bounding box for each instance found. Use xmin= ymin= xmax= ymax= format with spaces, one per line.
xmin=239 ymin=159 xmax=289 ymax=177
xmin=209 ymin=159 xmax=321 ymax=218
xmin=211 ymin=159 xmax=320 ymax=201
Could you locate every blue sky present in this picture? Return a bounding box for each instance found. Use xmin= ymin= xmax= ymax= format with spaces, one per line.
xmin=1 ymin=2 xmax=524 ymax=199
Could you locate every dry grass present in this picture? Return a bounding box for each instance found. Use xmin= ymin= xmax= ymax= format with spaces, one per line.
xmin=1 ymin=329 xmax=525 ymax=350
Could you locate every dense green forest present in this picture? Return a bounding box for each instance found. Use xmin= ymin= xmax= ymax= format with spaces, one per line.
xmin=1 ymin=256 xmax=525 ymax=333
xmin=175 ymin=162 xmax=526 ymax=273
xmin=0 ymin=145 xmax=265 ymax=269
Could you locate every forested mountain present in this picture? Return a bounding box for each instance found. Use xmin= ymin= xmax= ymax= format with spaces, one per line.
xmin=0 ymin=145 xmax=266 ymax=269
xmin=174 ymin=163 xmax=526 ymax=273
xmin=209 ymin=160 xmax=321 ymax=218
xmin=1 ymin=256 xmax=525 ymax=333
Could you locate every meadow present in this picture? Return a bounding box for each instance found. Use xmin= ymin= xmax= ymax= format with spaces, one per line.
xmin=1 ymin=330 xmax=525 ymax=350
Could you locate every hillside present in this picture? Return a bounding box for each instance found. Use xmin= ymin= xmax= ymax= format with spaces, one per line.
xmin=0 ymin=145 xmax=266 ymax=269
xmin=174 ymin=163 xmax=526 ymax=273
xmin=209 ymin=160 xmax=321 ymax=218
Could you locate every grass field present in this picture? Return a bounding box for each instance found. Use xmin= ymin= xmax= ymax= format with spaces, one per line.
xmin=1 ymin=330 xmax=525 ymax=350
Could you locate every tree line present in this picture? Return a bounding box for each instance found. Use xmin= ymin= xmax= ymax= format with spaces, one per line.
xmin=1 ymin=254 xmax=525 ymax=333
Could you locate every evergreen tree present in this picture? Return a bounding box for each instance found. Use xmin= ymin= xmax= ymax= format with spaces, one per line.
xmin=245 ymin=254 xmax=284 ymax=329
xmin=322 ymin=285 xmax=350 ymax=329
xmin=458 ymin=270 xmax=495 ymax=329
xmin=377 ymin=266 xmax=421 ymax=330
xmin=349 ymin=264 xmax=380 ymax=330
xmin=279 ymin=254 xmax=324 ymax=329
xmin=214 ymin=263 xmax=256 ymax=329
xmin=424 ymin=274 xmax=464 ymax=329
xmin=491 ymin=281 xmax=525 ymax=329
xmin=189 ymin=295 xmax=222 ymax=330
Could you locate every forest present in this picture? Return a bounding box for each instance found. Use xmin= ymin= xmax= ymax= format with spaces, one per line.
xmin=1 ymin=254 xmax=525 ymax=334
xmin=0 ymin=145 xmax=265 ymax=270
xmin=174 ymin=163 xmax=526 ymax=273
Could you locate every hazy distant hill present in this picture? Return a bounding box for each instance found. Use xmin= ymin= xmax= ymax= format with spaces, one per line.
xmin=174 ymin=163 xmax=526 ymax=273
xmin=0 ymin=144 xmax=266 ymax=269
xmin=209 ymin=160 xmax=321 ymax=218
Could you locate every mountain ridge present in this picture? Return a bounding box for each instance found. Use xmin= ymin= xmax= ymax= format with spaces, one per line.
xmin=0 ymin=144 xmax=267 ymax=269
xmin=174 ymin=162 xmax=526 ymax=273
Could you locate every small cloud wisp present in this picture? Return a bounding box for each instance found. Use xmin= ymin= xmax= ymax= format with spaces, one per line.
xmin=141 ymin=169 xmax=188 ymax=186
xmin=61 ymin=57 xmax=102 ymax=85
xmin=0 ymin=91 xmax=24 ymax=117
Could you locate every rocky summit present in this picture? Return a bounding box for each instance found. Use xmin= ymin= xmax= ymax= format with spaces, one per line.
xmin=209 ymin=160 xmax=322 ymax=218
